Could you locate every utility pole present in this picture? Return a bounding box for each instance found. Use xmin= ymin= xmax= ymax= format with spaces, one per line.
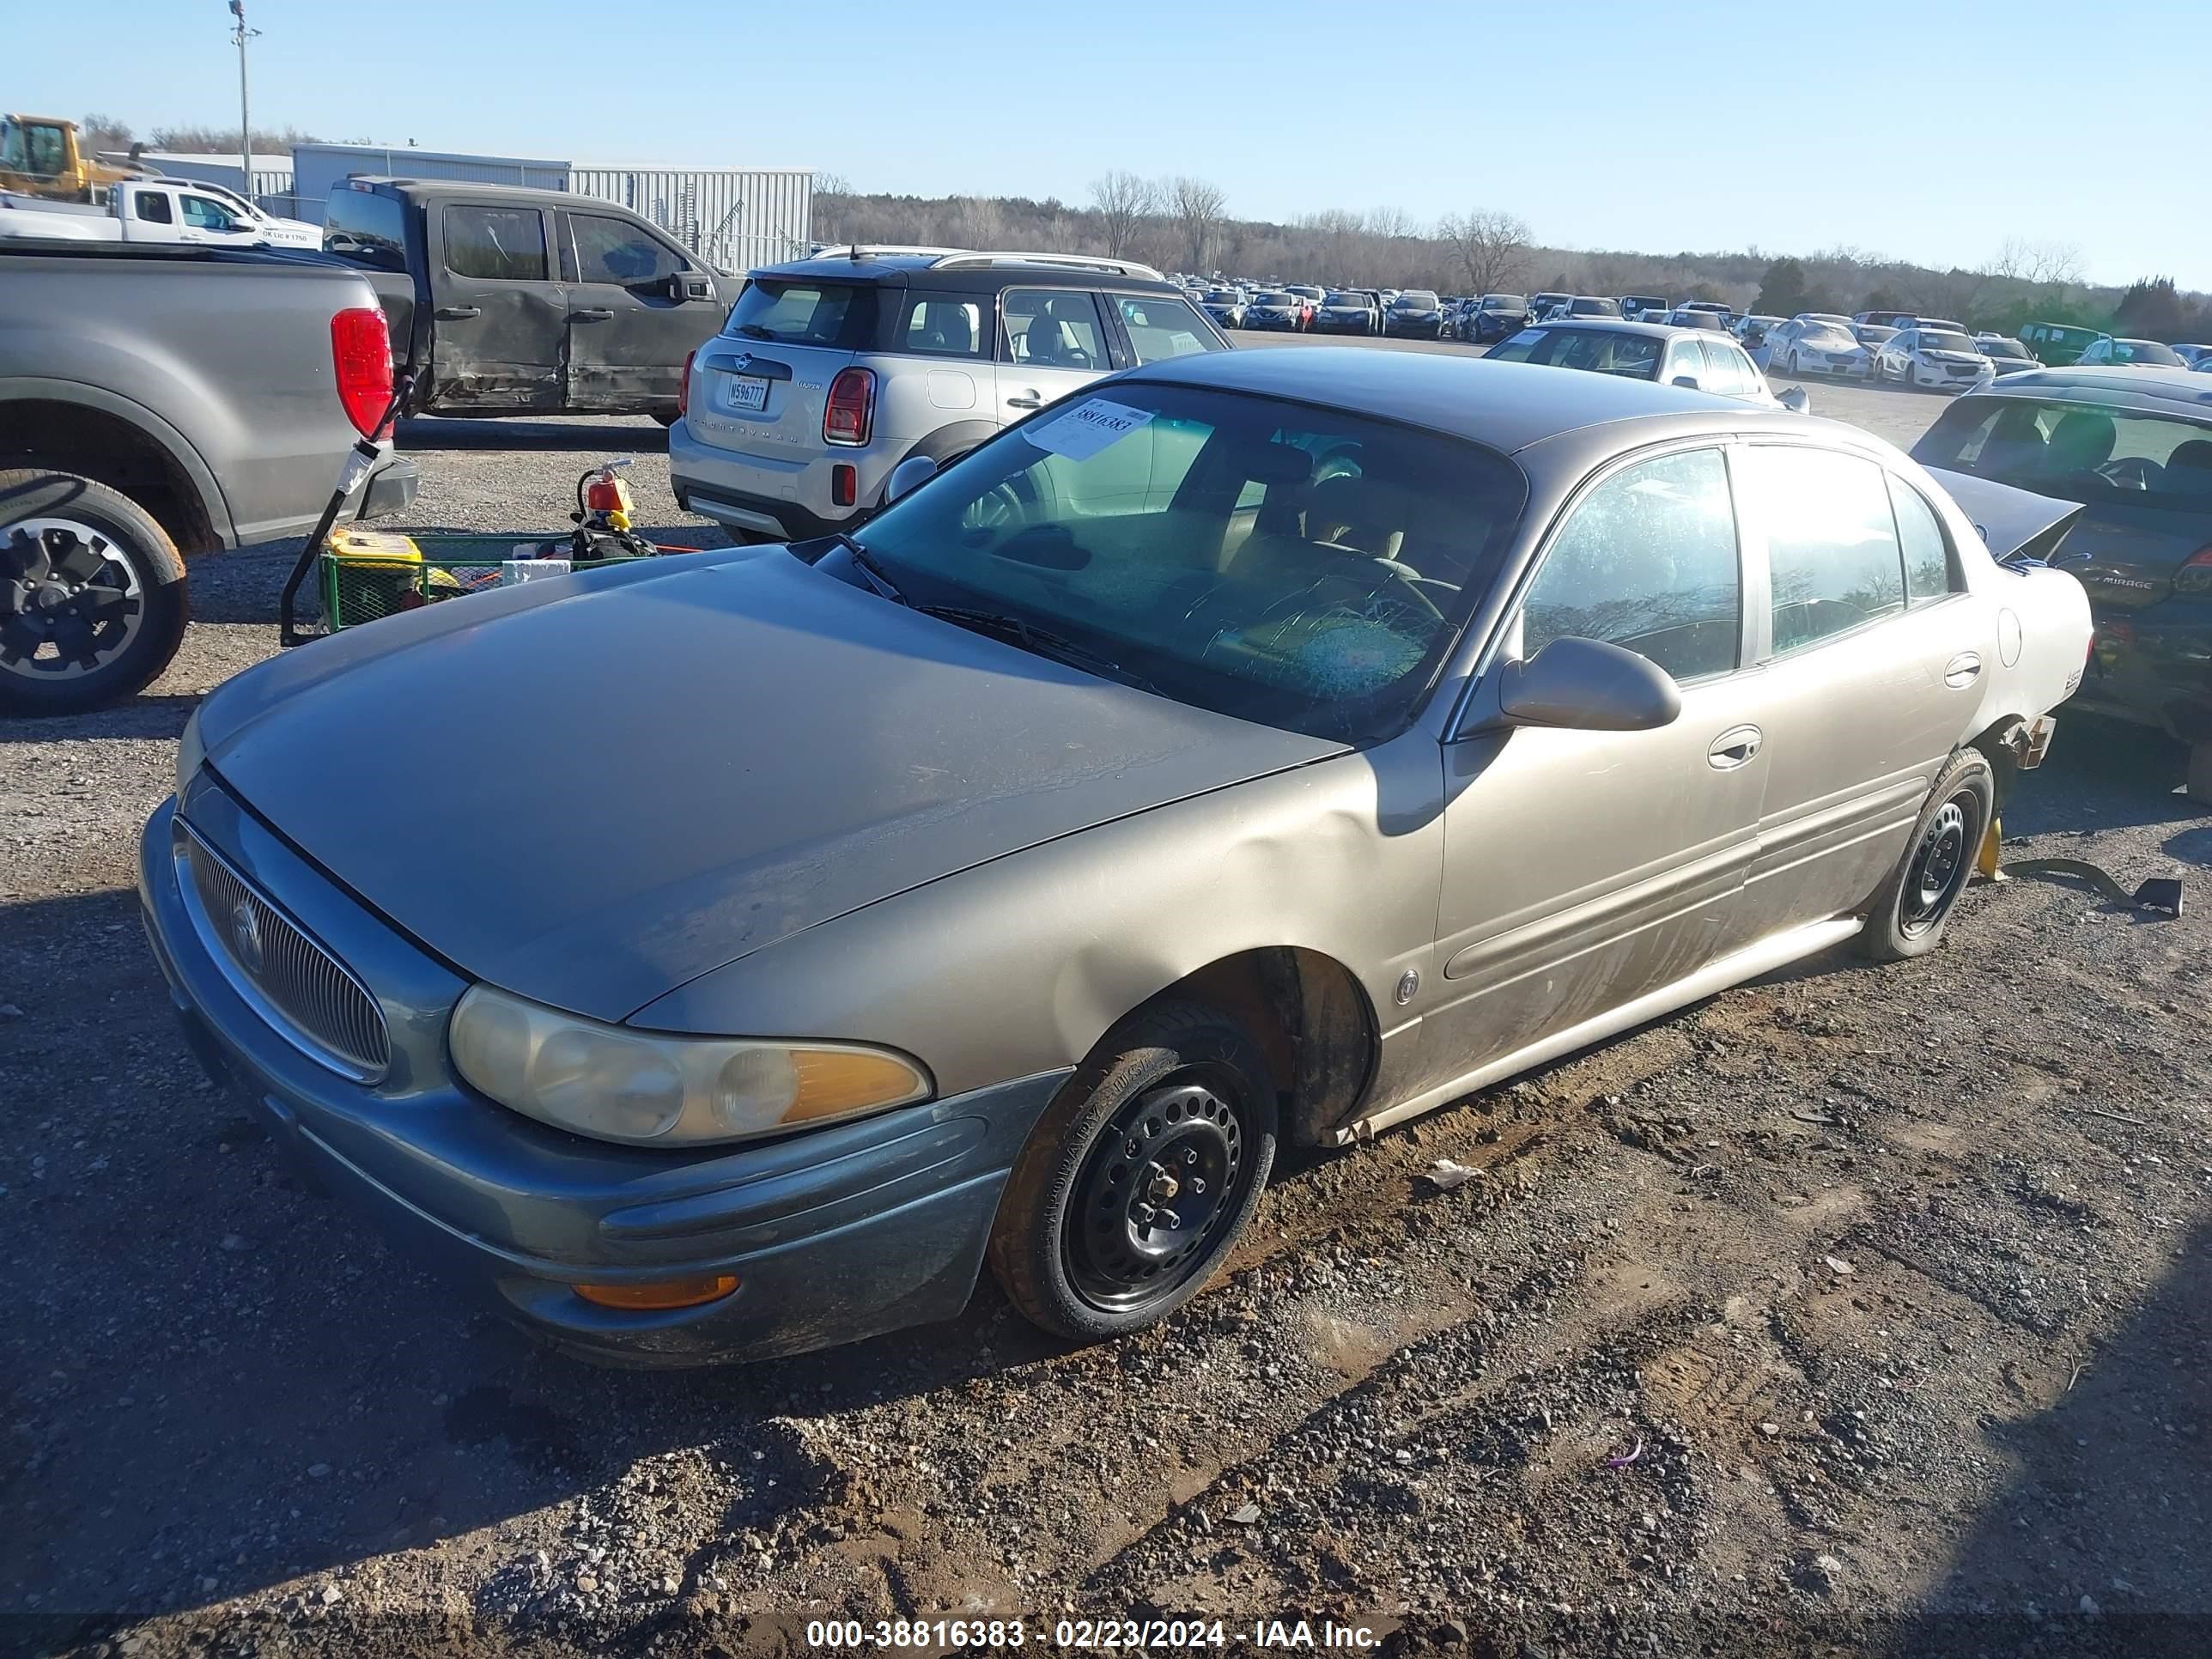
xmin=228 ymin=0 xmax=260 ymax=198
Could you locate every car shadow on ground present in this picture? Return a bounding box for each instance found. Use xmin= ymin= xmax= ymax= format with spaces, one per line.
xmin=1877 ymin=1214 xmax=2212 ymax=1658
xmin=0 ymin=693 xmax=201 ymax=745
xmin=394 ymin=417 xmax=668 ymax=454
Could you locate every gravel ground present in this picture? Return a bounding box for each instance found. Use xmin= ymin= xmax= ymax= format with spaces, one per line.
xmin=3 ymin=343 xmax=2208 ymax=1659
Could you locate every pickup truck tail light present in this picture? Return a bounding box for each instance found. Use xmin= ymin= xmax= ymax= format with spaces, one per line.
xmin=823 ymin=367 xmax=875 ymax=447
xmin=331 ymin=307 xmax=395 ymax=439
xmin=2174 ymin=544 xmax=2212 ymax=596
xmin=678 ymin=349 xmax=696 ymax=419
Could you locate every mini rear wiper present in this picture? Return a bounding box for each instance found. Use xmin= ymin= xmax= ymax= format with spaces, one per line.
xmin=917 ymin=605 xmax=1160 ymax=696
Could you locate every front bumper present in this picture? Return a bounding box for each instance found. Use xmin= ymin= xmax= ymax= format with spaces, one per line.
xmin=138 ymin=781 xmax=1070 ymax=1368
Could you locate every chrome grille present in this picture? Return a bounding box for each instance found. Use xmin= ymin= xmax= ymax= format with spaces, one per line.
xmin=177 ymin=823 xmax=391 ymax=1079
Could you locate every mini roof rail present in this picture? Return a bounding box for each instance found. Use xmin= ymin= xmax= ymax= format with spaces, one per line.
xmin=930 ymin=250 xmax=1167 ymax=282
xmin=806 ymin=243 xmax=966 ymax=262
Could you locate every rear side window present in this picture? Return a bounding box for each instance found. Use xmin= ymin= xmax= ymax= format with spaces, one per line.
xmin=723 ymin=278 xmax=878 ymax=348
xmin=898 ymin=293 xmax=988 ymax=359
xmin=443 ymin=205 xmax=547 ymax=282
xmin=1888 ymin=477 xmax=1957 ymax=605
xmin=1005 ymin=289 xmax=1109 ymax=370
xmin=324 ymin=188 xmax=409 ymax=271
xmin=1743 ymin=447 xmax=1905 ymax=654
xmin=1915 ymin=398 xmax=2212 ymax=508
xmin=1115 ymin=295 xmax=1222 ymax=363
xmin=570 ymin=213 xmax=684 ymax=287
xmin=133 ymin=189 xmax=173 ymax=226
xmin=1521 ymin=447 xmax=1742 ymax=683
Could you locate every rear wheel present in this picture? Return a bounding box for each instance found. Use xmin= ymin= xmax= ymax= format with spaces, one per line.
xmin=988 ymin=1000 xmax=1278 ymax=1342
xmin=1859 ymin=749 xmax=1993 ymax=960
xmin=0 ymin=470 xmax=190 ymax=717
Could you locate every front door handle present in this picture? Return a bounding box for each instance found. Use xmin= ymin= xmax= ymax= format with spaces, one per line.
xmin=571 ymin=307 xmax=616 ymax=322
xmin=1006 ymin=391 xmax=1042 ymax=410
xmin=434 ymin=305 xmax=481 ymax=320
xmin=1943 ymin=651 xmax=1984 ymax=688
xmin=1707 ymin=724 xmax=1763 ymax=770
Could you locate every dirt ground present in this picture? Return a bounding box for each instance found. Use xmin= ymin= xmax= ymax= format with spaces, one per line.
xmin=2 ymin=357 xmax=2207 ymax=1659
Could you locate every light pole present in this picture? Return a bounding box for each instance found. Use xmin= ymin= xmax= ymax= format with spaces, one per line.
xmin=228 ymin=0 xmax=260 ymax=199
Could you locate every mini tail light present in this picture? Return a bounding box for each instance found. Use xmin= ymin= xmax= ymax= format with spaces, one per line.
xmin=2175 ymin=545 xmax=2212 ymax=596
xmin=331 ymin=307 xmax=395 ymax=439
xmin=823 ymin=367 xmax=875 ymax=447
xmin=678 ymin=349 xmax=696 ymax=419
xmin=831 ymin=463 xmax=857 ymax=507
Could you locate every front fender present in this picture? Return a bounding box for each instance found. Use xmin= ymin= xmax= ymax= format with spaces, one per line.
xmin=628 ymin=738 xmax=1449 ymax=1099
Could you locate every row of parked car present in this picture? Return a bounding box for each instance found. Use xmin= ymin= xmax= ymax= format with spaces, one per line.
xmin=1181 ymin=279 xmax=1456 ymax=339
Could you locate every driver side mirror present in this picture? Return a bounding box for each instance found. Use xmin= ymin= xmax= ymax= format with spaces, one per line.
xmin=886 ymin=454 xmax=938 ymax=503
xmin=666 ymin=272 xmax=714 ymax=302
xmin=1671 ymin=375 xmax=1701 ymax=390
xmin=1496 ymin=636 xmax=1683 ymax=732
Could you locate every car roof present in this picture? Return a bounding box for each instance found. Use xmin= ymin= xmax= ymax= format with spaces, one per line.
xmin=351 ymin=176 xmax=580 ymax=211
xmin=1118 ymin=344 xmax=1799 ymax=455
xmin=751 ymin=252 xmax=1181 ymax=295
xmin=1956 ymin=366 xmax=2212 ymax=417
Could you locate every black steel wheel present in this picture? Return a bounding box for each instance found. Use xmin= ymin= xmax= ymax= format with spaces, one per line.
xmin=989 ymin=1000 xmax=1278 ymax=1341
xmin=1 ymin=470 xmax=189 ymax=716
xmin=1860 ymin=748 xmax=1994 ymax=961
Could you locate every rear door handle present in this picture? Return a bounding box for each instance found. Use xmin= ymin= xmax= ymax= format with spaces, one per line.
xmin=1707 ymin=724 xmax=1763 ymax=770
xmin=1006 ymin=390 xmax=1042 ymax=410
xmin=434 ymin=305 xmax=481 ymax=320
xmin=1943 ymin=651 xmax=1984 ymax=688
xmin=571 ymin=307 xmax=616 ymax=322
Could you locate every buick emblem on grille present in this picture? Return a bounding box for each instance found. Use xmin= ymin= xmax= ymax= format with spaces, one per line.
xmin=229 ymin=900 xmax=264 ymax=976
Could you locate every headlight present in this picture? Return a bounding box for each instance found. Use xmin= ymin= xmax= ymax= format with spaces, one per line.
xmin=175 ymin=706 xmax=205 ymax=796
xmin=448 ymin=983 xmax=933 ymax=1147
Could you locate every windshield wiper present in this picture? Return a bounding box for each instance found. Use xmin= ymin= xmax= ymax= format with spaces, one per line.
xmin=917 ymin=605 xmax=1160 ymax=695
xmin=821 ymin=532 xmax=907 ymax=603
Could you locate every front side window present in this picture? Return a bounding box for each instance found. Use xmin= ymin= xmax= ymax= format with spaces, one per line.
xmin=1520 ymin=447 xmax=1741 ymax=684
xmin=1115 ymin=295 xmax=1222 ymax=363
xmin=570 ymin=213 xmax=684 ymax=287
xmin=854 ymin=383 xmax=1528 ymax=742
xmin=1005 ymin=289 xmax=1108 ymax=370
xmin=1888 ymin=475 xmax=1958 ymax=606
xmin=1700 ymin=346 xmax=1752 ymax=396
xmin=1916 ymin=398 xmax=2212 ymax=508
xmin=899 ymin=294 xmax=987 ymax=358
xmin=1667 ymin=339 xmax=1710 ymax=385
xmin=443 ymin=205 xmax=547 ymax=281
xmin=1742 ymin=447 xmax=1905 ymax=654
xmin=133 ymin=189 xmax=174 ymax=226
xmin=180 ymin=196 xmax=239 ymax=233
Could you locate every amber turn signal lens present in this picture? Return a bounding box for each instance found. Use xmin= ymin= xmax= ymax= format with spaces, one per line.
xmin=573 ymin=1274 xmax=738 ymax=1311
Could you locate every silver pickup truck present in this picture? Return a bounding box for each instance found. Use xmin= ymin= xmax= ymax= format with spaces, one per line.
xmin=0 ymin=239 xmax=420 ymax=714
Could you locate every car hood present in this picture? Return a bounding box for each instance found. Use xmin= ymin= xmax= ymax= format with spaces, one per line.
xmin=191 ymin=550 xmax=1344 ymax=1021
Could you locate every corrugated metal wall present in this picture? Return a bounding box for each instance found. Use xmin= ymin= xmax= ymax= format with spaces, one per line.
xmin=568 ymin=168 xmax=812 ymax=275
xmin=289 ymin=143 xmax=569 ymax=220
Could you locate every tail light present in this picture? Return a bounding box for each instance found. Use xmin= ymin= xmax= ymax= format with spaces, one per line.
xmin=2174 ymin=544 xmax=2212 ymax=596
xmin=331 ymin=307 xmax=394 ymax=439
xmin=823 ymin=367 xmax=875 ymax=447
xmin=678 ymin=349 xmax=695 ymax=419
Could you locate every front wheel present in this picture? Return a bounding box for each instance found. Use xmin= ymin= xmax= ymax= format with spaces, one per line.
xmin=1858 ymin=748 xmax=1994 ymax=960
xmin=1 ymin=470 xmax=190 ymax=716
xmin=988 ymin=1000 xmax=1278 ymax=1342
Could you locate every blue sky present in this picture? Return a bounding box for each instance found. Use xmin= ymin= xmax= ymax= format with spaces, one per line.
xmin=23 ymin=0 xmax=2208 ymax=288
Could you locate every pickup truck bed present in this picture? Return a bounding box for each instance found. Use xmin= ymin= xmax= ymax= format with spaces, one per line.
xmin=0 ymin=239 xmax=418 ymax=713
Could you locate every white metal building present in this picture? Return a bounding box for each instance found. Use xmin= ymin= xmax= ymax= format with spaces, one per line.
xmin=287 ymin=143 xmax=811 ymax=273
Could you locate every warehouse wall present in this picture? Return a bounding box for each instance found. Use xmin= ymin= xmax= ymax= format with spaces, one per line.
xmin=569 ymin=168 xmax=812 ymax=274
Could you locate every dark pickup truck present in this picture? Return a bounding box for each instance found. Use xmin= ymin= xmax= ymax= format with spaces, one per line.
xmin=319 ymin=178 xmax=741 ymax=423
xmin=1 ymin=239 xmax=418 ymax=714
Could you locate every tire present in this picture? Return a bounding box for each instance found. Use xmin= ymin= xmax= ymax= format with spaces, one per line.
xmin=0 ymin=470 xmax=190 ymax=717
xmin=1858 ymin=748 xmax=1994 ymax=961
xmin=988 ymin=999 xmax=1279 ymax=1343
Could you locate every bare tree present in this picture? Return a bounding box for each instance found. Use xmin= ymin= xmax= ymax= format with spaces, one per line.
xmin=1437 ymin=210 xmax=1533 ymax=297
xmin=946 ymin=195 xmax=1006 ymax=251
xmin=1988 ymin=237 xmax=2086 ymax=289
xmin=1363 ymin=206 xmax=1417 ymax=241
xmin=1170 ymin=176 xmax=1229 ymax=274
xmin=1090 ymin=170 xmax=1160 ymax=258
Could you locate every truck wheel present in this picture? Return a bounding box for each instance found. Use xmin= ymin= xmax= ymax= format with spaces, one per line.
xmin=1858 ymin=749 xmax=1993 ymax=961
xmin=0 ymin=470 xmax=190 ymax=717
xmin=988 ymin=1000 xmax=1278 ymax=1343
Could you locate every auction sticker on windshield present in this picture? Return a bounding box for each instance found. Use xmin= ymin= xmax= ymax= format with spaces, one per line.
xmin=1024 ymin=398 xmax=1155 ymax=462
